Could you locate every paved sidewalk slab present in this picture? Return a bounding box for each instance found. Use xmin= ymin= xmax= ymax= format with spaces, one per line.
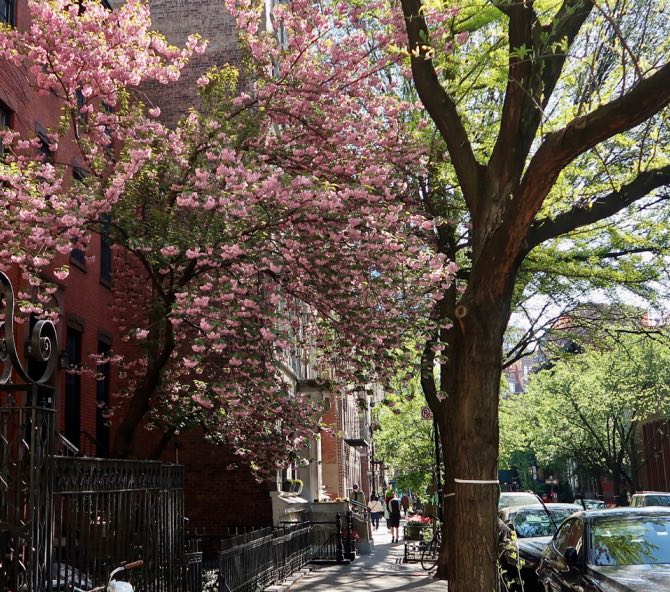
xmin=292 ymin=523 xmax=447 ymax=592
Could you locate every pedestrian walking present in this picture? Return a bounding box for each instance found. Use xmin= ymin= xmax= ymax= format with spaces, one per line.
xmin=387 ymin=492 xmax=402 ymax=543
xmin=351 ymin=483 xmax=366 ymax=508
xmin=384 ymin=489 xmax=394 ymax=529
xmin=367 ymin=494 xmax=383 ymax=531
xmin=400 ymin=492 xmax=410 ymax=516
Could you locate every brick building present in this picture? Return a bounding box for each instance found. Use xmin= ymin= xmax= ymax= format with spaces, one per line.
xmin=1 ymin=0 xmax=379 ymax=545
xmin=0 ymin=0 xmax=119 ymax=457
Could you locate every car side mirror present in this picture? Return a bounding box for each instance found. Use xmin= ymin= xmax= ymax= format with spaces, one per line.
xmin=565 ymin=546 xmax=580 ymax=566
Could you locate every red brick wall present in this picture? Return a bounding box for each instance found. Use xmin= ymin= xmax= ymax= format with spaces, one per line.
xmin=1 ymin=0 xmax=119 ymax=451
xmin=133 ymin=424 xmax=274 ymax=535
xmin=139 ymin=0 xmax=243 ymax=126
xmin=641 ymin=420 xmax=670 ymax=491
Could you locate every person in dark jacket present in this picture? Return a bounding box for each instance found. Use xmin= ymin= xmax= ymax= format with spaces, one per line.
xmin=400 ymin=493 xmax=410 ymax=516
xmin=387 ymin=492 xmax=402 ymax=543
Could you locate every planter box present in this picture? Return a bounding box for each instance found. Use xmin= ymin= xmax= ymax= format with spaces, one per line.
xmin=403 ymin=523 xmax=431 ymax=541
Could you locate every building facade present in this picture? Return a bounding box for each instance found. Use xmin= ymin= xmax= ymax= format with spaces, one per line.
xmin=1 ymin=0 xmax=381 ymax=547
xmin=0 ymin=0 xmax=119 ymax=458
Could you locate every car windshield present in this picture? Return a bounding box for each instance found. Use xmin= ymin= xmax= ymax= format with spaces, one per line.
xmin=499 ymin=494 xmax=539 ymax=509
xmin=643 ymin=496 xmax=670 ymax=507
xmin=512 ymin=508 xmax=575 ymax=538
xmin=590 ymin=517 xmax=670 ymax=566
xmin=576 ymin=500 xmax=605 ymax=509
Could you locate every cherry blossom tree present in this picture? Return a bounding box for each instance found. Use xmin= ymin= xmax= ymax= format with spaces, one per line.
xmin=0 ymin=1 xmax=451 ymax=475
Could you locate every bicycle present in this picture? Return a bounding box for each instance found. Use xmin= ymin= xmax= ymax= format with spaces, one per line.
xmin=420 ymin=516 xmax=441 ymax=572
xmin=89 ymin=560 xmax=144 ymax=592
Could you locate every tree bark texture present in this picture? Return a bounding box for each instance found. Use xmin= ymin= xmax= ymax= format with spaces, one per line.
xmin=437 ymin=270 xmax=518 ymax=590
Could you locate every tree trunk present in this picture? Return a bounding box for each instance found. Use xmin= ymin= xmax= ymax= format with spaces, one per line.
xmin=113 ymin=383 xmax=152 ymax=458
xmin=612 ymin=472 xmax=622 ymax=506
xmin=629 ymin=423 xmax=640 ymax=491
xmin=113 ymin=297 xmax=175 ymax=458
xmin=437 ymin=282 xmax=516 ymax=591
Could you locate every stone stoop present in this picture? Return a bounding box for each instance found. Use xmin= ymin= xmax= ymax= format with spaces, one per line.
xmin=264 ymin=568 xmax=313 ymax=592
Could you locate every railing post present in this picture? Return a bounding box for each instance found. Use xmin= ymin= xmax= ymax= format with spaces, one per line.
xmin=335 ymin=513 xmax=345 ymax=562
xmin=344 ymin=510 xmax=356 ymax=561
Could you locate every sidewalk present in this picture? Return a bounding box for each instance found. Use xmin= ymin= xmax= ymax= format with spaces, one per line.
xmin=291 ymin=521 xmax=448 ymax=592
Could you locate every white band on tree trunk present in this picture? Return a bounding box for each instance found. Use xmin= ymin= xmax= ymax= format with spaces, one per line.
xmin=454 ymin=478 xmax=499 ymax=484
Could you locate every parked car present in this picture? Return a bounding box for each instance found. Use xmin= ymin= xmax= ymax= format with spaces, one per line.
xmin=499 ymin=504 xmax=581 ymax=591
xmin=537 ymin=507 xmax=670 ymax=591
xmin=630 ymin=491 xmax=670 ymax=507
xmin=573 ymin=498 xmax=606 ymax=510
xmin=499 ymin=491 xmax=542 ymax=511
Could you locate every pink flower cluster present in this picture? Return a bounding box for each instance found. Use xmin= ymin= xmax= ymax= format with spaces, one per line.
xmin=0 ymin=0 xmax=457 ymax=476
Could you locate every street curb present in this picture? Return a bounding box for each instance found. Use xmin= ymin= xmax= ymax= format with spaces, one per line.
xmin=264 ymin=567 xmax=312 ymax=592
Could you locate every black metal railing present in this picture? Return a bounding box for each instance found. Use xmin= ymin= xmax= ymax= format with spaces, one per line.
xmin=217 ymin=523 xmax=312 ymax=592
xmin=309 ymin=520 xmax=344 ymax=562
xmin=272 ymin=524 xmax=312 ymax=583
xmin=56 ymin=431 xmax=80 ymax=457
xmin=184 ymin=538 xmax=203 ymax=592
xmin=51 ymin=457 xmax=185 ymax=592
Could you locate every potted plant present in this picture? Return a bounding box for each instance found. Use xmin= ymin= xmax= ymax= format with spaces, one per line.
xmin=404 ymin=514 xmax=432 ymax=540
xmin=281 ymin=479 xmax=303 ymax=494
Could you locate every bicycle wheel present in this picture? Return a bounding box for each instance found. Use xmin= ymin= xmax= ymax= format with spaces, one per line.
xmin=420 ymin=535 xmax=440 ymax=571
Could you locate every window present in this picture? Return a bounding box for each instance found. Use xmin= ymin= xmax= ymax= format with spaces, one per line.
xmin=95 ymin=340 xmax=111 ymax=457
xmin=554 ymin=518 xmax=584 ymax=557
xmin=1 ymin=0 xmax=14 ymax=26
xmin=0 ymin=101 xmax=10 ymax=156
xmin=36 ymin=126 xmax=53 ymax=164
xmin=65 ymin=328 xmax=82 ymax=448
xmin=70 ymin=247 xmax=86 ymax=267
xmin=70 ymin=167 xmax=87 ymax=267
xmin=100 ymin=213 xmax=112 ymax=283
xmin=554 ymin=519 xmax=574 ymax=555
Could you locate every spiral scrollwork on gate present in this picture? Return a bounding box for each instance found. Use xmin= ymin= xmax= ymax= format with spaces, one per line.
xmin=0 ymin=271 xmax=58 ymax=386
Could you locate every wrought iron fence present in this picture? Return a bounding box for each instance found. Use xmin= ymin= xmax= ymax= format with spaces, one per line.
xmin=217 ymin=523 xmax=312 ymax=592
xmin=184 ymin=538 xmax=203 ymax=592
xmin=309 ymin=520 xmax=344 ymax=562
xmin=51 ymin=457 xmax=184 ymax=592
xmin=0 ymin=403 xmax=55 ymax=592
xmin=0 ymin=272 xmax=195 ymax=592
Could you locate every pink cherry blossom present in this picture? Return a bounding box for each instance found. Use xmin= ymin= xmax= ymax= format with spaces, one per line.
xmin=0 ymin=0 xmax=458 ymax=476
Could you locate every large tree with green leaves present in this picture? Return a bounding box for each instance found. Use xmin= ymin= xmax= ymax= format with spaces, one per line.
xmin=375 ymin=383 xmax=436 ymax=495
xmin=501 ymin=334 xmax=670 ymax=499
xmin=399 ymin=0 xmax=670 ymax=587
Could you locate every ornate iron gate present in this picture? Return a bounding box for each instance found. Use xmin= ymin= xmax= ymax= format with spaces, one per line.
xmin=0 ymin=272 xmax=188 ymax=592
xmin=0 ymin=271 xmax=58 ymax=592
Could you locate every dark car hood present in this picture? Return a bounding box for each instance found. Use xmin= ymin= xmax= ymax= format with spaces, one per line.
xmin=517 ymin=536 xmax=552 ymax=560
xmin=589 ymin=564 xmax=670 ymax=592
